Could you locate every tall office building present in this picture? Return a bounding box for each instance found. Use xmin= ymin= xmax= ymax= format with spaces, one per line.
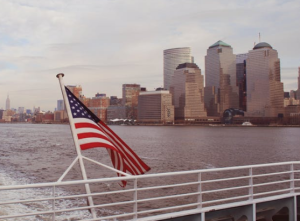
xmin=170 ymin=63 xmax=207 ymax=119
xmin=6 ymin=95 xmax=10 ymax=110
xmin=236 ymin=53 xmax=248 ymax=111
xmin=122 ymin=84 xmax=141 ymax=119
xmin=204 ymin=41 xmax=239 ymax=116
xmin=138 ymin=90 xmax=174 ymax=122
xmin=57 ymin=100 xmax=64 ymax=111
xmin=246 ymin=42 xmax=284 ymax=117
xmin=163 ymin=47 xmax=192 ymax=90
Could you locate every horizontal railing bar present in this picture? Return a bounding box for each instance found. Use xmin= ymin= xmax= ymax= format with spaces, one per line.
xmin=252 ymin=171 xmax=291 ymax=178
xmin=137 ymin=202 xmax=200 ymax=215
xmin=0 ymin=213 xmax=53 ymax=219
xmin=0 ymin=188 xmax=135 ymax=206
xmin=202 ymin=194 xmax=250 ymax=205
xmin=137 ymin=181 xmax=200 ymax=191
xmin=253 ymin=179 xmax=290 ymax=187
xmin=0 ymin=196 xmax=54 ymax=206
xmin=137 ymin=192 xmax=200 ymax=203
xmin=1 ymin=161 xmax=300 ymax=191
xmin=0 ymin=199 xmax=135 ymax=219
xmin=253 ymin=188 xmax=291 ymax=197
xmin=201 ymin=175 xmax=251 ymax=184
xmin=202 ymin=185 xmax=250 ymax=194
xmin=81 ymin=212 xmax=136 ymax=221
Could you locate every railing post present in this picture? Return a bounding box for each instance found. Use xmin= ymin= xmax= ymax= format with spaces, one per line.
xmin=52 ymin=185 xmax=56 ymax=221
xmin=290 ymin=164 xmax=295 ymax=194
xmin=133 ymin=179 xmax=138 ymax=220
xmin=197 ymin=172 xmax=202 ymax=209
xmin=249 ymin=168 xmax=253 ymax=201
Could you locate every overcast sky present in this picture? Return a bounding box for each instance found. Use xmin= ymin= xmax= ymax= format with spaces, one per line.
xmin=0 ymin=0 xmax=299 ymax=111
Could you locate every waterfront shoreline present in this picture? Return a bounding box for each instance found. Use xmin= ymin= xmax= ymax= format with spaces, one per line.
xmin=1 ymin=121 xmax=300 ymax=127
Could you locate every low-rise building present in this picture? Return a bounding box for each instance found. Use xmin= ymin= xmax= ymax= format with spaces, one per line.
xmin=138 ymin=90 xmax=174 ymax=123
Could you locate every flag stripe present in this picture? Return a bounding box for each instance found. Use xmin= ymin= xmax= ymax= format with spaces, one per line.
xmin=96 ymin=127 xmax=140 ymax=175
xmin=99 ymin=120 xmax=149 ymax=169
xmin=78 ymin=138 xmax=118 ymax=151
xmin=80 ymin=142 xmax=119 ymax=151
xmin=77 ymin=132 xmax=114 ymax=145
xmin=98 ymin=121 xmax=150 ymax=173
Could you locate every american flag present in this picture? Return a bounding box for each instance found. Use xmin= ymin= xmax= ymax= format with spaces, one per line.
xmin=65 ymin=86 xmax=150 ymax=186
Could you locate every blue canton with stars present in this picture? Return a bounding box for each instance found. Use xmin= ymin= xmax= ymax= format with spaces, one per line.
xmin=65 ymin=86 xmax=99 ymax=123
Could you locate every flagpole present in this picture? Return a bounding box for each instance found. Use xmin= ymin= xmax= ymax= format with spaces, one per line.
xmin=56 ymin=73 xmax=97 ymax=219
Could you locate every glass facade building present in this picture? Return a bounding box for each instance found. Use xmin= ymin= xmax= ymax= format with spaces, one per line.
xmin=236 ymin=53 xmax=248 ymax=111
xmin=204 ymin=41 xmax=239 ymax=116
xmin=170 ymin=63 xmax=207 ymax=119
xmin=163 ymin=47 xmax=192 ymax=90
xmin=246 ymin=42 xmax=284 ymax=117
xmin=57 ymin=100 xmax=64 ymax=111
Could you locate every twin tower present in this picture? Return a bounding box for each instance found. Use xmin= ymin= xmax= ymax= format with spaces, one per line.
xmin=163 ymin=41 xmax=284 ymax=118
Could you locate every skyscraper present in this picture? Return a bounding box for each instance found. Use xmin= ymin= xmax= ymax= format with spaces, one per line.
xmin=163 ymin=47 xmax=192 ymax=90
xmin=236 ymin=53 xmax=248 ymax=111
xmin=170 ymin=63 xmax=207 ymax=119
xmin=122 ymin=84 xmax=140 ymax=119
xmin=246 ymin=42 xmax=284 ymax=117
xmin=5 ymin=94 xmax=10 ymax=110
xmin=204 ymin=41 xmax=239 ymax=116
xmin=57 ymin=100 xmax=64 ymax=111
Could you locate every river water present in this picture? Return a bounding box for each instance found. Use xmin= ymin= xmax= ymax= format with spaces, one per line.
xmin=0 ymin=124 xmax=300 ymax=219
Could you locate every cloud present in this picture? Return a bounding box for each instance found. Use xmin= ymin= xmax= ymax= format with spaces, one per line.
xmin=0 ymin=0 xmax=299 ymax=110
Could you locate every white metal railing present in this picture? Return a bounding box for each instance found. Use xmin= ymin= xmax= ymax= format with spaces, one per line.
xmin=1 ymin=161 xmax=300 ymax=220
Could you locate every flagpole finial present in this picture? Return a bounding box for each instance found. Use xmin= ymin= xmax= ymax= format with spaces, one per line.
xmin=56 ymin=73 xmax=65 ymax=78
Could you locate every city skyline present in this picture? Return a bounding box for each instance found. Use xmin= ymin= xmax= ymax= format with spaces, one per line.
xmin=0 ymin=0 xmax=300 ymax=110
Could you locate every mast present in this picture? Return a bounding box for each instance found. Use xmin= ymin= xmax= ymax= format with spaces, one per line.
xmin=56 ymin=73 xmax=97 ymax=219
